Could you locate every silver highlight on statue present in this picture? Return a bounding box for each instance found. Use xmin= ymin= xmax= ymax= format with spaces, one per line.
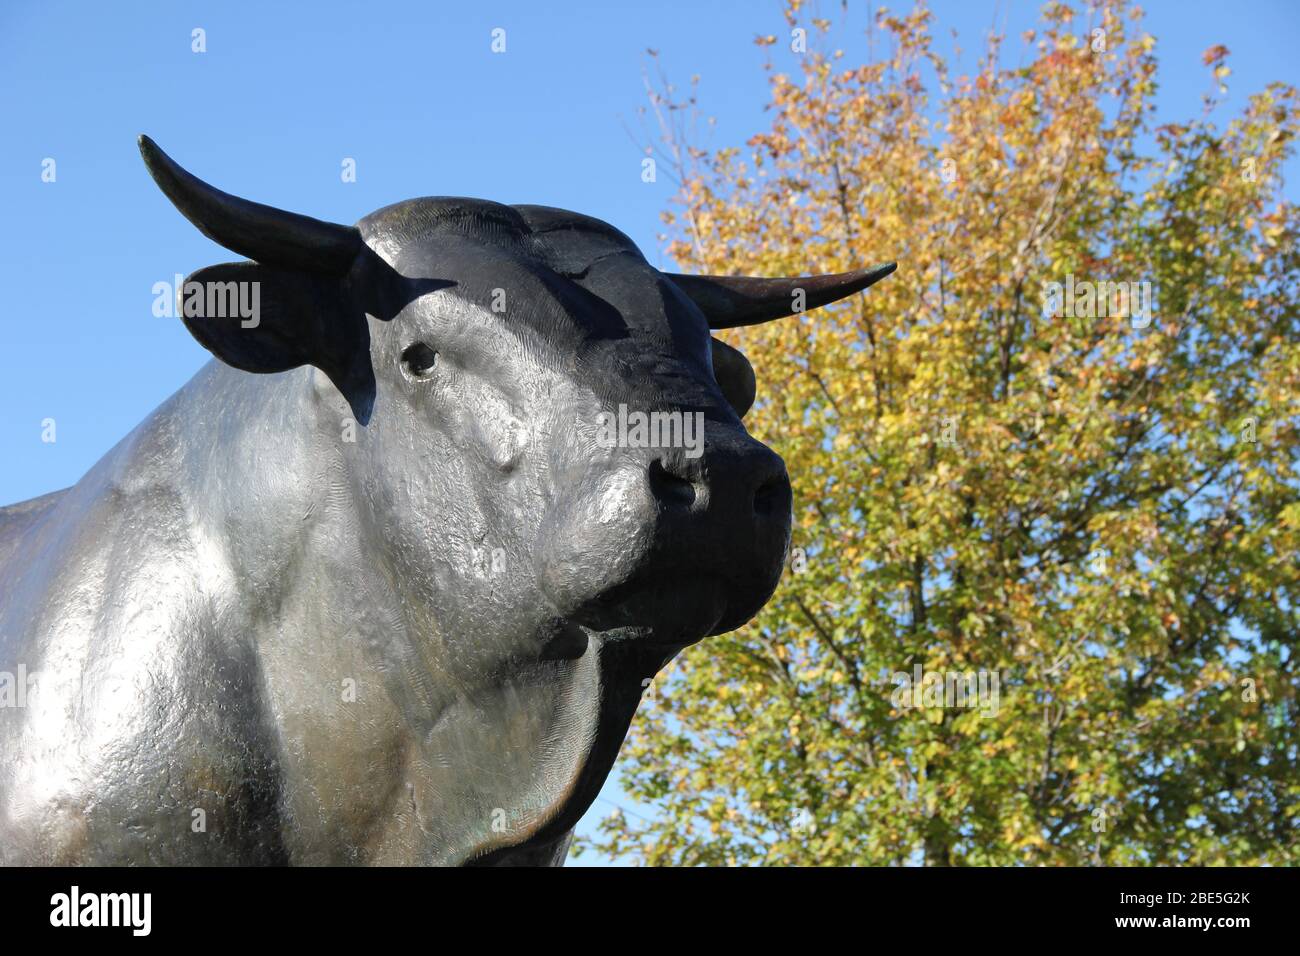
xmin=0 ymin=136 xmax=894 ymax=865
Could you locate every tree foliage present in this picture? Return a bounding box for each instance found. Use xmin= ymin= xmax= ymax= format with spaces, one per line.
xmin=578 ymin=0 xmax=1299 ymax=865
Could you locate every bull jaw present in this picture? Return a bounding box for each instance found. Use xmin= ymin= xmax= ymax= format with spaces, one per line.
xmin=558 ymin=572 xmax=730 ymax=650
xmin=459 ymin=581 xmax=726 ymax=864
xmin=463 ymin=629 xmax=677 ymax=866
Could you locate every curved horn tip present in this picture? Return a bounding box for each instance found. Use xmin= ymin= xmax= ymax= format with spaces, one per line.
xmin=137 ymin=133 xmax=164 ymax=168
xmin=846 ymin=261 xmax=897 ymax=288
xmin=138 ymin=135 xmax=197 ymax=194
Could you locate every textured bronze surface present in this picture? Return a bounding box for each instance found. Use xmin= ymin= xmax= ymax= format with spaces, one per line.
xmin=0 ymin=137 xmax=893 ymax=865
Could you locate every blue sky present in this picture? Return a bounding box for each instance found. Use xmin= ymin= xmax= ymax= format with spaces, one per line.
xmin=1 ymin=0 xmax=1296 ymax=865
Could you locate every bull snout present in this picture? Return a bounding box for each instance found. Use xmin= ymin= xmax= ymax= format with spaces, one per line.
xmin=537 ymin=421 xmax=793 ymax=646
xmin=644 ymin=429 xmax=791 ymax=540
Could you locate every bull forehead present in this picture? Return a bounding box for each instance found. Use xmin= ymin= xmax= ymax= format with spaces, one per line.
xmin=357 ymin=197 xmax=643 ymax=277
xmin=359 ymin=197 xmax=715 ymax=382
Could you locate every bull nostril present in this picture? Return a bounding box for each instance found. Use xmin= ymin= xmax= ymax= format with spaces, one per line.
xmin=648 ymin=459 xmax=697 ymax=508
xmin=753 ymin=474 xmax=789 ymax=518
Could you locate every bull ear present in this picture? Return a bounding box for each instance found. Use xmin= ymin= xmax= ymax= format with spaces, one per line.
xmin=179 ymin=261 xmax=376 ymax=424
xmin=710 ymin=337 xmax=757 ymax=419
xmin=669 ymin=263 xmax=896 ymax=330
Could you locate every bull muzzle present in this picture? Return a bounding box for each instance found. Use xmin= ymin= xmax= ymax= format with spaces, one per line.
xmin=537 ymin=420 xmax=792 ymax=646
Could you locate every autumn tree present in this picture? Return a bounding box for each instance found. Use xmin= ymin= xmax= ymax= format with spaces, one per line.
xmin=579 ymin=1 xmax=1299 ymax=865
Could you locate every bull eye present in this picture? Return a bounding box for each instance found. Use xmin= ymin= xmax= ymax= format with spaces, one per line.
xmin=401 ymin=342 xmax=439 ymax=378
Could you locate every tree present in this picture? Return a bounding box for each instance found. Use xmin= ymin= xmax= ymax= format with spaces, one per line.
xmin=577 ymin=0 xmax=1299 ymax=865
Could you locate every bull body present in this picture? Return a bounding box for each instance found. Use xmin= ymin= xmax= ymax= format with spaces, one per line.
xmin=0 ymin=138 xmax=893 ymax=865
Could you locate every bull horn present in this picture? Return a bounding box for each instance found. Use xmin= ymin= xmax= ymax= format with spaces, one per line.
xmin=138 ymin=134 xmax=362 ymax=276
xmin=668 ymin=263 xmax=897 ymax=329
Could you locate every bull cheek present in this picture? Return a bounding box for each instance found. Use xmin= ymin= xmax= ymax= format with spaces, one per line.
xmin=534 ymin=467 xmax=655 ymax=619
xmin=461 ymin=385 xmax=528 ymax=472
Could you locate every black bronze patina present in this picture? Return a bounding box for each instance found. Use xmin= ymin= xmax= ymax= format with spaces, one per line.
xmin=0 ymin=136 xmax=894 ymax=865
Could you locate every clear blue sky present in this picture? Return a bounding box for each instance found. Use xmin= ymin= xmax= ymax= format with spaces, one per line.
xmin=2 ymin=0 xmax=1296 ymax=865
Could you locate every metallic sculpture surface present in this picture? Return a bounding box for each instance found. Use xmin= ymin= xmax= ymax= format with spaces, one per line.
xmin=0 ymin=136 xmax=894 ymax=865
